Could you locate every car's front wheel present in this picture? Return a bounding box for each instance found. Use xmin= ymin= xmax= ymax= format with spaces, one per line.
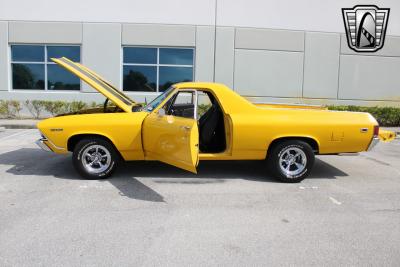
xmin=72 ymin=138 xmax=119 ymax=179
xmin=267 ymin=140 xmax=315 ymax=183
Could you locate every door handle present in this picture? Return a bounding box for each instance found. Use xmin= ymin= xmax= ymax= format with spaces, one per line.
xmin=180 ymin=126 xmax=191 ymax=130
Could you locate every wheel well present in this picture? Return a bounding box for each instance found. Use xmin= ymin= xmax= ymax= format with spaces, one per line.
xmin=67 ymin=134 xmax=118 ymax=153
xmin=267 ymin=137 xmax=319 ymax=155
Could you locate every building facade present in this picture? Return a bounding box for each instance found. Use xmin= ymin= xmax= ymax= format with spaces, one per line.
xmin=0 ymin=0 xmax=400 ymax=107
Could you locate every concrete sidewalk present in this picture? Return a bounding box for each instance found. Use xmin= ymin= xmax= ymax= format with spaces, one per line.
xmin=0 ymin=119 xmax=40 ymax=129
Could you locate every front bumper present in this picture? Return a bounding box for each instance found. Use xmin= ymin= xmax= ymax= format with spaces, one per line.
xmin=367 ymin=137 xmax=380 ymax=151
xmin=35 ymin=138 xmax=52 ymax=152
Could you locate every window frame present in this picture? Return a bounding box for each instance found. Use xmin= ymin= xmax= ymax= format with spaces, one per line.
xmin=9 ymin=43 xmax=82 ymax=91
xmin=122 ymin=46 xmax=195 ymax=93
xmin=163 ymin=89 xmax=198 ymax=120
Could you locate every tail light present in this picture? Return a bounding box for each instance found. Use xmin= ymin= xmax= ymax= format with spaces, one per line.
xmin=373 ymin=125 xmax=379 ymax=137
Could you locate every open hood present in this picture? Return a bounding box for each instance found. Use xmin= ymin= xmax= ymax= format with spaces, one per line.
xmin=52 ymin=57 xmax=135 ymax=112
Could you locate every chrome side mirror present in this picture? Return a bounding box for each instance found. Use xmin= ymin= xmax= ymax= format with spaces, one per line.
xmin=158 ymin=108 xmax=166 ymax=117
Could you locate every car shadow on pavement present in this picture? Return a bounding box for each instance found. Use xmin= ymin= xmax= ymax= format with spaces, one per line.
xmin=0 ymin=148 xmax=348 ymax=202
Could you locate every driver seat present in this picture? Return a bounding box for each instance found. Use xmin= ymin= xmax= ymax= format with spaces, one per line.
xmin=199 ymin=97 xmax=225 ymax=152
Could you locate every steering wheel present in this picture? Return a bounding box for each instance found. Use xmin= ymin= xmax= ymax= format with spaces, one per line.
xmin=103 ymin=98 xmax=110 ymax=113
xmin=103 ymin=98 xmax=119 ymax=113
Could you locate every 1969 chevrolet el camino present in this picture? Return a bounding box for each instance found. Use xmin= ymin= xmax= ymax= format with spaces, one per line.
xmin=36 ymin=57 xmax=395 ymax=183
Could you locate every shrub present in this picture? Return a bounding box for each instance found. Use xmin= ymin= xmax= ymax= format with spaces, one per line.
xmin=9 ymin=101 xmax=22 ymax=118
xmin=24 ymin=100 xmax=45 ymax=119
xmin=0 ymin=100 xmax=8 ymax=117
xmin=68 ymin=101 xmax=88 ymax=113
xmin=43 ymin=101 xmax=68 ymax=116
xmin=90 ymin=101 xmax=102 ymax=108
xmin=0 ymin=100 xmax=22 ymax=118
xmin=198 ymin=103 xmax=211 ymax=117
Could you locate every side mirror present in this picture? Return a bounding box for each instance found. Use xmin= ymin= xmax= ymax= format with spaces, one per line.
xmin=158 ymin=108 xmax=166 ymax=117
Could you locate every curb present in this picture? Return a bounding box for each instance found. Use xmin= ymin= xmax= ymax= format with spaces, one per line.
xmin=0 ymin=124 xmax=37 ymax=129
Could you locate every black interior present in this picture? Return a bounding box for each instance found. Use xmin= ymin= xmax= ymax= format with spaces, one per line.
xmin=165 ymin=91 xmax=226 ymax=154
xmin=169 ymin=103 xmax=194 ymax=118
xmin=198 ymin=92 xmax=226 ymax=153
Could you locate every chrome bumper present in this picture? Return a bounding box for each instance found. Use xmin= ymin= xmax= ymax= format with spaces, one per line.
xmin=367 ymin=137 xmax=380 ymax=151
xmin=35 ymin=138 xmax=52 ymax=152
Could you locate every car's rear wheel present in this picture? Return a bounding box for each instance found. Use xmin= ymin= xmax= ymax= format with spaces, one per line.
xmin=267 ymin=140 xmax=315 ymax=183
xmin=72 ymin=138 xmax=118 ymax=179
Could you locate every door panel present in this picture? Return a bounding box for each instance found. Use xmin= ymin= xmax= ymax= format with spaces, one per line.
xmin=142 ymin=112 xmax=199 ymax=173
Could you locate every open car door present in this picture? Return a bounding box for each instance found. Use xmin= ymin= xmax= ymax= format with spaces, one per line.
xmin=51 ymin=57 xmax=135 ymax=112
xmin=142 ymin=90 xmax=199 ymax=173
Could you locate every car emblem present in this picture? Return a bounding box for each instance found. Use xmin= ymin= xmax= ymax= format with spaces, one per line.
xmin=50 ymin=128 xmax=63 ymax=132
xmin=342 ymin=5 xmax=390 ymax=52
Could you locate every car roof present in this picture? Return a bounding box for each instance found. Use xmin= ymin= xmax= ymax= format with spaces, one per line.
xmin=174 ymin=82 xmax=230 ymax=93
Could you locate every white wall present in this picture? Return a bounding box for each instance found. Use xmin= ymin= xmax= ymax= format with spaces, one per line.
xmin=0 ymin=0 xmax=216 ymax=25
xmin=1 ymin=0 xmax=399 ymax=36
xmin=217 ymin=0 xmax=400 ymax=36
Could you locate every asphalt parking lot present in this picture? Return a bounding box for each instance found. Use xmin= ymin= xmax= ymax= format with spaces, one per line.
xmin=0 ymin=129 xmax=399 ymax=266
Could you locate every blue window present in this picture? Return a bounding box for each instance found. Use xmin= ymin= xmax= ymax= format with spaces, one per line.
xmin=11 ymin=45 xmax=44 ymax=62
xmin=159 ymin=48 xmax=193 ymax=65
xmin=123 ymin=47 xmax=157 ymax=64
xmin=123 ymin=65 xmax=157 ymax=92
xmin=123 ymin=47 xmax=194 ymax=92
xmin=12 ymin=64 xmax=45 ymax=89
xmin=159 ymin=66 xmax=193 ymax=92
xmin=11 ymin=45 xmax=81 ymax=90
xmin=47 ymin=46 xmax=80 ymax=62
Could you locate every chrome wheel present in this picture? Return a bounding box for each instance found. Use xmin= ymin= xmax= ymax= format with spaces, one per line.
xmin=279 ymin=147 xmax=307 ymax=177
xmin=81 ymin=145 xmax=111 ymax=174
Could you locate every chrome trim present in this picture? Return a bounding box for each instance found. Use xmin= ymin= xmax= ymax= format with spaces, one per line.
xmin=251 ymin=101 xmax=323 ymax=108
xmin=279 ymin=147 xmax=307 ymax=177
xmin=37 ymin=131 xmax=67 ymax=151
xmin=193 ymin=89 xmax=198 ymax=120
xmin=367 ymin=137 xmax=380 ymax=151
xmin=81 ymin=144 xmax=112 ymax=174
xmin=35 ymin=138 xmax=52 ymax=152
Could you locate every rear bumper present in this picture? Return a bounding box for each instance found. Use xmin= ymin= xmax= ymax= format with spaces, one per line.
xmin=367 ymin=137 xmax=379 ymax=151
xmin=35 ymin=138 xmax=52 ymax=152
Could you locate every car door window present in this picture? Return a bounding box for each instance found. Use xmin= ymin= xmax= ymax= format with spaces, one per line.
xmin=164 ymin=91 xmax=195 ymax=118
xmin=197 ymin=91 xmax=212 ymax=119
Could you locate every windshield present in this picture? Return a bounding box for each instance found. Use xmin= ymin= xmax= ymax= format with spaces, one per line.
xmin=144 ymin=87 xmax=175 ymax=112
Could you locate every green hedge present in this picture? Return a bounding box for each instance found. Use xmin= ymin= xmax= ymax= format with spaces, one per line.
xmin=0 ymin=100 xmax=22 ymax=118
xmin=0 ymin=100 xmax=100 ymax=119
xmin=327 ymin=105 xmax=400 ymax=127
xmin=1 ymin=100 xmax=400 ymax=126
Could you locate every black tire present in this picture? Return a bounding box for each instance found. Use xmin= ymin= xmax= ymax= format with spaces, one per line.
xmin=72 ymin=138 xmax=119 ymax=179
xmin=267 ymin=140 xmax=315 ymax=183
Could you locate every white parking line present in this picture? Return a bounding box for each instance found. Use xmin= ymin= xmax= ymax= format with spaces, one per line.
xmin=299 ymin=186 xmax=318 ymax=190
xmin=0 ymin=130 xmax=32 ymax=141
xmin=329 ymin=196 xmax=342 ymax=205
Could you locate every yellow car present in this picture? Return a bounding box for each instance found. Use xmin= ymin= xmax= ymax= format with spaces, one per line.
xmin=36 ymin=57 xmax=395 ymax=182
